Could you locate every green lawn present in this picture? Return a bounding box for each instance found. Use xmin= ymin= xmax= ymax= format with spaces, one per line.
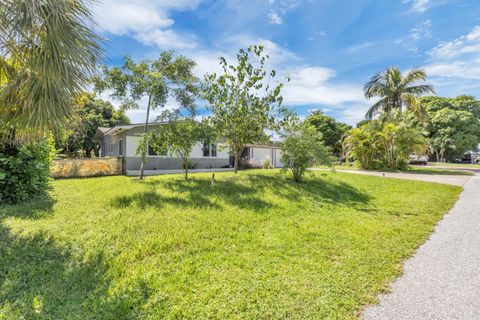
xmin=323 ymin=163 xmax=475 ymax=176
xmin=0 ymin=170 xmax=461 ymax=319
xmin=404 ymin=166 xmax=475 ymax=175
xmin=430 ymin=162 xmax=480 ymax=169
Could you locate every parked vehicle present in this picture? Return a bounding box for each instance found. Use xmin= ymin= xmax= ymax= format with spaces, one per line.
xmin=409 ymin=154 xmax=428 ymax=165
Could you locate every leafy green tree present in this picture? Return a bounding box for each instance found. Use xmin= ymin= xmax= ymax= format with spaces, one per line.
xmin=77 ymin=94 xmax=130 ymax=158
xmin=375 ymin=122 xmax=424 ymax=170
xmin=0 ymin=0 xmax=102 ymax=141
xmin=364 ymin=67 xmax=435 ymax=120
xmin=305 ymin=110 xmax=351 ymax=154
xmin=55 ymin=94 xmax=130 ymax=157
xmin=343 ymin=117 xmax=424 ymax=170
xmin=143 ymin=112 xmax=215 ymax=181
xmin=419 ymin=96 xmax=480 ymax=161
xmin=202 ymin=45 xmax=287 ymax=173
xmin=280 ymin=121 xmax=332 ymax=183
xmin=343 ymin=122 xmax=379 ymax=169
xmin=95 ymin=53 xmax=198 ymax=179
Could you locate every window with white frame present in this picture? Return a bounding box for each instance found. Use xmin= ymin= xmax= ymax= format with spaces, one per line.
xmin=202 ymin=142 xmax=217 ymax=157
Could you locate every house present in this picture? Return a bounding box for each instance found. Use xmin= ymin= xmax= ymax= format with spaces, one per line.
xmin=242 ymin=144 xmax=282 ymax=168
xmin=95 ymin=123 xmax=282 ymax=175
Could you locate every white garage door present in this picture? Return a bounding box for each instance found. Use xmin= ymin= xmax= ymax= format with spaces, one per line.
xmin=252 ymin=148 xmax=271 ymax=163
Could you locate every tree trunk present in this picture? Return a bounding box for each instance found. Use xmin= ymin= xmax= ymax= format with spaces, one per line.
xmin=85 ymin=148 xmax=92 ymax=158
xmin=234 ymin=149 xmax=242 ymax=174
xmin=139 ymin=95 xmax=152 ymax=180
xmin=94 ymin=144 xmax=100 ymax=157
xmin=183 ymin=156 xmax=188 ymax=181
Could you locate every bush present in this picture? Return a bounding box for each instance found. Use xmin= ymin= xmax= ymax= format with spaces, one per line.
xmin=262 ymin=159 xmax=272 ymax=169
xmin=343 ymin=118 xmax=424 ymax=170
xmin=0 ymin=139 xmax=55 ymax=205
xmin=281 ymin=123 xmax=332 ymax=182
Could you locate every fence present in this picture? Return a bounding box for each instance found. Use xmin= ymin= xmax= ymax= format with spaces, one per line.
xmin=50 ymin=157 xmax=122 ymax=178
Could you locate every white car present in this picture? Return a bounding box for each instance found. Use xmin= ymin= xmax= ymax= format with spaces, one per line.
xmin=409 ymin=154 xmax=428 ymax=165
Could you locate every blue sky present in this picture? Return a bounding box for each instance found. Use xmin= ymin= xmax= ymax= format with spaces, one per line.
xmin=92 ymin=0 xmax=480 ymax=125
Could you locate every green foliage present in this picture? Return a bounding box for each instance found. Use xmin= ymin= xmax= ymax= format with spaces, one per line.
xmin=364 ymin=67 xmax=434 ymax=120
xmin=305 ymin=110 xmax=351 ymax=154
xmin=262 ymin=159 xmax=272 ymax=169
xmin=0 ymin=139 xmax=55 ymax=204
xmin=280 ymin=122 xmax=332 ymax=182
xmin=56 ymin=94 xmax=130 ymax=157
xmin=202 ymin=45 xmax=287 ymax=173
xmin=418 ymin=96 xmax=480 ymax=161
xmin=144 ymin=113 xmax=215 ymax=180
xmin=0 ymin=171 xmax=461 ymax=318
xmin=0 ymin=0 xmax=102 ymax=141
xmin=95 ymin=53 xmax=198 ymax=179
xmin=343 ymin=118 xmax=424 ymax=170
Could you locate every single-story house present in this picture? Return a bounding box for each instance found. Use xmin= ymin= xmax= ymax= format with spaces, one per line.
xmin=95 ymin=123 xmax=282 ymax=174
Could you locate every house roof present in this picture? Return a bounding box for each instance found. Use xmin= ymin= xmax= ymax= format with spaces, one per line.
xmin=100 ymin=122 xmax=167 ymax=136
xmin=245 ymin=143 xmax=281 ymax=149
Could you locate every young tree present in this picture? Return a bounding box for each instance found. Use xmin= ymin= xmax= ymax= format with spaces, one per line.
xmin=363 ymin=67 xmax=435 ymax=120
xmin=0 ymin=0 xmax=102 ymax=142
xmin=94 ymin=53 xmax=198 ymax=179
xmin=143 ymin=113 xmax=215 ymax=181
xmin=280 ymin=122 xmax=332 ymax=183
xmin=202 ymin=45 xmax=287 ymax=173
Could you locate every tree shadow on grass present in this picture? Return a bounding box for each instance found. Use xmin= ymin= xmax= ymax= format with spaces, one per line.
xmin=114 ymin=173 xmax=372 ymax=212
xmin=1 ymin=196 xmax=56 ymax=220
xmin=0 ymin=199 xmax=156 ymax=319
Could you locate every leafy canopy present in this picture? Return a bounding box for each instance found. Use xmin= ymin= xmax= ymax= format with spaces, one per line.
xmin=418 ymin=96 xmax=480 ymax=161
xmin=305 ymin=110 xmax=351 ymax=154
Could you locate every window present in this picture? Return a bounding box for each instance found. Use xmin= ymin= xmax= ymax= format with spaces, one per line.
xmin=118 ymin=139 xmax=123 ymax=156
xmin=148 ymin=143 xmax=167 ymax=156
xmin=203 ymin=142 xmax=217 ymax=157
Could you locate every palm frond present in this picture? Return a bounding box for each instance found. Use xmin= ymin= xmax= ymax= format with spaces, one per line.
xmin=365 ymin=97 xmax=388 ymax=120
xmin=0 ymin=0 xmax=103 ymax=142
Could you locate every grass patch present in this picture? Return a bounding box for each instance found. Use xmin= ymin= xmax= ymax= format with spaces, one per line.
xmin=403 ymin=166 xmax=475 ymax=176
xmin=0 ymin=170 xmax=461 ymax=319
xmin=430 ymin=162 xmax=480 ymax=169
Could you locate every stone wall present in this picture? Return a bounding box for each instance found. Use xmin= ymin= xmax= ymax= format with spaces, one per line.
xmin=50 ymin=157 xmax=122 ymax=178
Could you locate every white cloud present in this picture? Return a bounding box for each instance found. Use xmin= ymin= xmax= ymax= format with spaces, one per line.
xmin=136 ymin=29 xmax=197 ymax=49
xmin=424 ymin=25 xmax=480 ymax=98
xmin=268 ymin=10 xmax=283 ymax=24
xmin=92 ymin=0 xmax=201 ymax=50
xmin=410 ymin=20 xmax=432 ymax=40
xmin=404 ymin=0 xmax=429 ymax=13
xmin=282 ymin=66 xmax=365 ymax=106
xmin=429 ymin=25 xmax=480 ymax=59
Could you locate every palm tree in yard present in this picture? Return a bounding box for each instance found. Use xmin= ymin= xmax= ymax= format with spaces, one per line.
xmin=0 ymin=0 xmax=102 ymax=142
xmin=363 ymin=67 xmax=435 ymax=120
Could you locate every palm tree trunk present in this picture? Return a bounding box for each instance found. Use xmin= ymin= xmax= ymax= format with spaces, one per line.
xmin=139 ymin=95 xmax=152 ymax=180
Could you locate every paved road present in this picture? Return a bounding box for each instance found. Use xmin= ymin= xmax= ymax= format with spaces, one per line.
xmin=363 ymin=173 xmax=480 ymax=320
xmin=312 ymin=169 xmax=471 ymax=186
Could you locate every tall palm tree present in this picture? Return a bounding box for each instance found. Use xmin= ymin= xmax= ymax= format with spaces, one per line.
xmin=0 ymin=0 xmax=102 ymax=142
xmin=363 ymin=67 xmax=435 ymax=120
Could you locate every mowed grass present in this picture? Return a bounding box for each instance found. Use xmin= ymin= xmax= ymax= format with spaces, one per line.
xmin=404 ymin=166 xmax=475 ymax=175
xmin=0 ymin=170 xmax=461 ymax=319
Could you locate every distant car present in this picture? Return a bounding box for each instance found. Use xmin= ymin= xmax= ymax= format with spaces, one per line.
xmin=409 ymin=154 xmax=428 ymax=165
